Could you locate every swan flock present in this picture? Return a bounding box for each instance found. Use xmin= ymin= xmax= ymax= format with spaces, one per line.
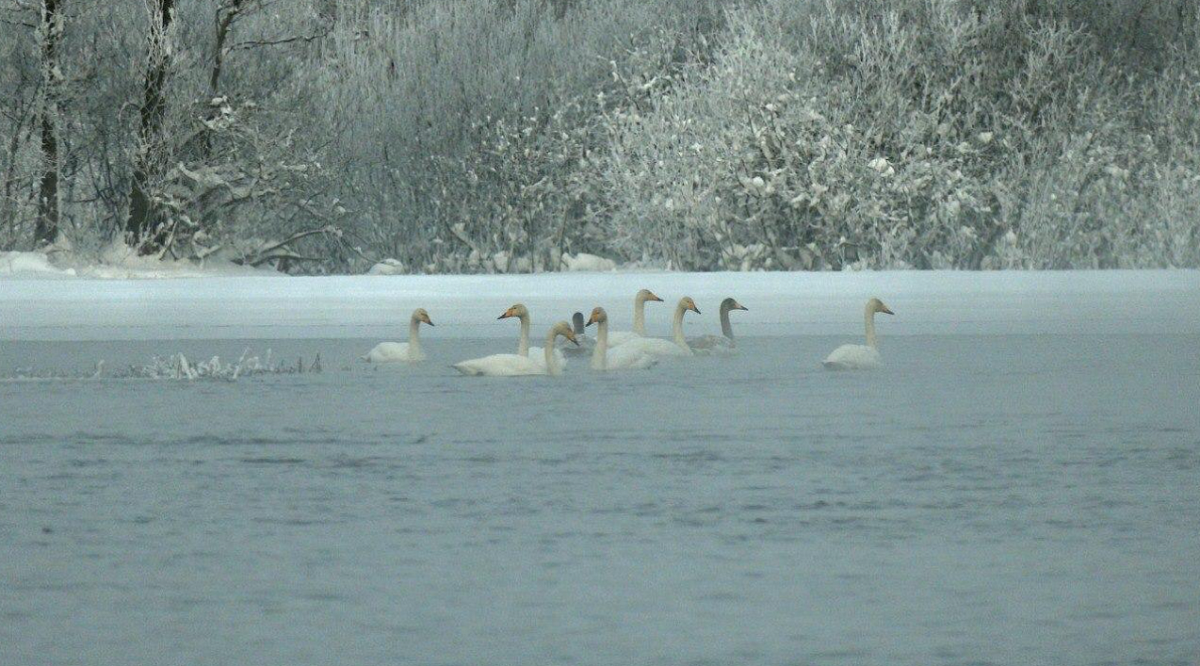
xmin=362 ymin=290 xmax=896 ymax=375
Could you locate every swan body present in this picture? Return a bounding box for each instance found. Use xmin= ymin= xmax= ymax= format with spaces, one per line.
xmin=606 ymin=289 xmax=663 ymax=348
xmin=605 ymin=331 xmax=642 ymax=348
xmin=823 ymin=298 xmax=894 ymax=370
xmin=822 ymin=344 xmax=882 ymax=369
xmin=363 ymin=342 xmax=417 ymax=363
xmin=618 ymin=336 xmax=689 ymax=357
xmin=585 ymin=307 xmax=658 ymax=371
xmin=454 ymin=322 xmax=577 ymax=376
xmin=452 ymin=353 xmax=544 ymax=377
xmin=689 ymin=297 xmax=747 ymax=355
xmin=687 ymin=336 xmax=734 ymax=354
xmin=562 ymin=312 xmax=595 ymax=357
xmin=362 ymin=308 xmax=434 ymax=363
xmin=452 ymin=305 xmax=568 ymax=375
xmin=617 ymin=296 xmax=700 ymax=357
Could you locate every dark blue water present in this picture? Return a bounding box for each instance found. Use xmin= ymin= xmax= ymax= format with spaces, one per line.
xmin=2 ymin=335 xmax=1198 ymax=665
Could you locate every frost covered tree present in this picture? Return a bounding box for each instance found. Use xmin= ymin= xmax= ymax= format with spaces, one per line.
xmin=33 ymin=0 xmax=62 ymax=246
xmin=1 ymin=0 xmax=41 ymax=247
xmin=0 ymin=0 xmax=1197 ymax=271
xmin=124 ymin=0 xmax=173 ymax=252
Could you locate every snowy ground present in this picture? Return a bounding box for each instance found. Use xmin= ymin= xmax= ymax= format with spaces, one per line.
xmin=2 ymin=266 xmax=1199 ymax=341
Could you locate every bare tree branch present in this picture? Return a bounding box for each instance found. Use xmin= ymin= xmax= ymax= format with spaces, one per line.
xmin=226 ymin=28 xmax=330 ymax=54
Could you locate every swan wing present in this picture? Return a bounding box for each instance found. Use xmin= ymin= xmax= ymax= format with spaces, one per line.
xmin=453 ymin=353 xmax=542 ymax=376
xmin=606 ymin=344 xmax=659 ymax=370
xmin=621 ymin=336 xmax=689 ymax=357
xmin=605 ymin=331 xmax=641 ymax=348
xmin=362 ymin=342 xmax=412 ymax=363
xmin=688 ymin=335 xmax=735 ymax=355
xmin=822 ymin=344 xmax=881 ymax=370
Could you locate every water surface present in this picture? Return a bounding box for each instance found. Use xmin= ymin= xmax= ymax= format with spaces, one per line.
xmin=1 ymin=335 xmax=1198 ymax=665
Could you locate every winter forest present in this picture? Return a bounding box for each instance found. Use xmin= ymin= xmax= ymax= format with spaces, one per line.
xmin=2 ymin=0 xmax=1199 ymax=274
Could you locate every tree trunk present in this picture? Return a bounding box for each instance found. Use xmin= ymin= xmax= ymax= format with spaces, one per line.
xmin=211 ymin=0 xmax=250 ymax=96
xmin=199 ymin=0 xmax=247 ymax=161
xmin=125 ymin=0 xmax=176 ymax=252
xmin=34 ymin=0 xmax=61 ymax=247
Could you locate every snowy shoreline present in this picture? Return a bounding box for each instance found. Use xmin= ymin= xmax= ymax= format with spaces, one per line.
xmin=3 ymin=270 xmax=1198 ymax=341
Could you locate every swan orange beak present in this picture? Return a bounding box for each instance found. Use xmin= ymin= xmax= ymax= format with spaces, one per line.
xmin=586 ymin=312 xmax=599 ymax=327
xmin=497 ymin=308 xmax=513 ymax=320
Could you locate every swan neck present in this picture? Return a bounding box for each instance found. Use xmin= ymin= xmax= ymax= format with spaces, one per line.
xmin=517 ymin=313 xmax=531 ymax=357
xmin=544 ymin=329 xmax=560 ymax=376
xmin=864 ymin=307 xmax=878 ymax=349
xmin=720 ymin=303 xmax=734 ymax=340
xmin=408 ymin=317 xmax=422 ymax=355
xmin=672 ymin=303 xmax=689 ymax=351
xmin=591 ymin=319 xmax=608 ymax=370
xmin=633 ymin=295 xmax=646 ymax=336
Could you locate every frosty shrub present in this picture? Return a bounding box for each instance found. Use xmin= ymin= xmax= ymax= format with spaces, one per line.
xmin=588 ymin=0 xmax=1200 ymax=269
xmin=310 ymin=0 xmax=731 ymax=273
xmin=2 ymin=0 xmax=1198 ymax=271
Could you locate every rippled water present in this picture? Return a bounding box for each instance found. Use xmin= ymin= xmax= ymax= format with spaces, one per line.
xmin=2 ymin=335 xmax=1198 ymax=665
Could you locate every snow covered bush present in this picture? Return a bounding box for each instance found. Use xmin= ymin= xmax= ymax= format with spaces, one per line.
xmin=310 ymin=0 xmax=728 ymax=274
xmin=2 ymin=350 xmax=319 ymax=382
xmin=121 ymin=350 xmax=320 ymax=381
xmin=586 ymin=0 xmax=1200 ymax=269
xmin=2 ymin=0 xmax=1198 ymax=272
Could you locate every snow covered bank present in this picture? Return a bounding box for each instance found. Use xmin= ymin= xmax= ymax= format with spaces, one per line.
xmin=2 ymin=270 xmax=1198 ymax=341
xmin=0 ymin=249 xmax=275 ymax=280
xmin=0 ymin=252 xmax=77 ymax=278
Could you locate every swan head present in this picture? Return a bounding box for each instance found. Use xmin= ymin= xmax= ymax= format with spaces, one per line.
xmin=498 ymin=303 xmax=529 ymax=320
xmin=868 ymin=298 xmax=894 ymax=315
xmin=720 ymin=297 xmax=748 ymax=313
xmin=679 ymin=296 xmax=701 ymax=315
xmin=636 ymin=289 xmax=663 ymax=304
xmin=412 ymin=308 xmax=434 ymax=326
xmin=585 ymin=306 xmax=607 ymax=326
xmin=551 ymin=321 xmax=580 ymax=346
xmin=572 ymin=311 xmax=586 ymax=334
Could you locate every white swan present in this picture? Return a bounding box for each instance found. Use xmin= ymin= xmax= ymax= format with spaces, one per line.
xmin=823 ymin=298 xmax=894 ymax=370
xmin=563 ymin=312 xmax=595 ymax=357
xmin=616 ymin=296 xmax=700 ymax=357
xmin=451 ymin=304 xmax=565 ymax=375
xmin=497 ymin=303 xmax=566 ymax=367
xmin=585 ymin=307 xmax=658 ymax=371
xmin=688 ymin=297 xmax=747 ymax=355
xmin=453 ymin=321 xmax=578 ymax=376
xmin=362 ymin=308 xmax=434 ymax=363
xmin=606 ymin=289 xmax=664 ymax=348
